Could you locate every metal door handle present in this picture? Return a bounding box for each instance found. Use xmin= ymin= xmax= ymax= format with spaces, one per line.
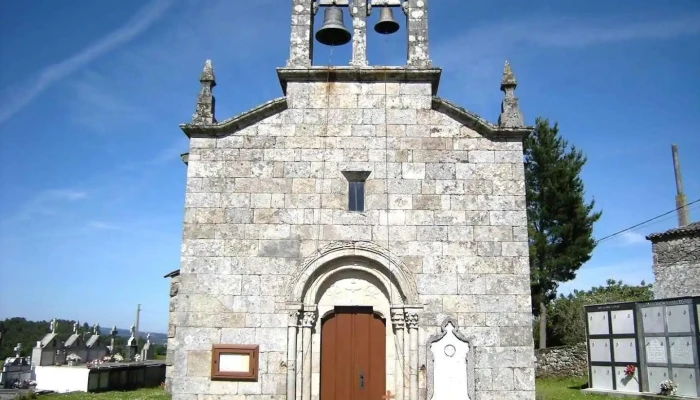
xmin=359 ymin=373 xmax=364 ymax=389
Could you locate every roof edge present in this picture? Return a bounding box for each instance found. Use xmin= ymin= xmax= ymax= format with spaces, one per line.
xmin=164 ymin=269 xmax=180 ymax=278
xmin=180 ymin=97 xmax=288 ymax=138
xmin=276 ymin=66 xmax=442 ymax=96
xmin=646 ymin=221 xmax=700 ymax=242
xmin=432 ymin=97 xmax=532 ymax=139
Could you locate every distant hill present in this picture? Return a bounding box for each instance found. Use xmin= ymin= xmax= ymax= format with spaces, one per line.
xmin=0 ymin=317 xmax=168 ymax=358
xmin=98 ymin=327 xmax=168 ymax=345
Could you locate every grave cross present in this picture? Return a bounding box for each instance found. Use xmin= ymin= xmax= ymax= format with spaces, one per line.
xmin=382 ymin=390 xmax=395 ymax=400
xmin=14 ymin=343 xmax=21 ymax=357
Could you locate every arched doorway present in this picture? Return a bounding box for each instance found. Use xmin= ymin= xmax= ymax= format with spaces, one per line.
xmin=283 ymin=241 xmax=422 ymax=400
xmin=319 ymin=307 xmax=386 ymax=400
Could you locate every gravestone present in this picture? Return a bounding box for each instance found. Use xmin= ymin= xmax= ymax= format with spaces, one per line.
xmin=125 ymin=325 xmax=138 ymax=361
xmin=427 ymin=318 xmax=474 ymax=400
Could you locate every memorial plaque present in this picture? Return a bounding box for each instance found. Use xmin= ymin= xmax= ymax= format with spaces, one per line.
xmin=646 ymin=366 xmax=670 ymax=393
xmin=591 ymin=366 xmax=614 ymax=390
xmin=614 ymin=366 xmax=640 ymax=393
xmin=645 ymin=337 xmax=668 ymax=364
xmin=671 ymin=367 xmax=698 ymax=397
xmin=611 ymin=309 xmax=635 ymax=334
xmin=666 ymin=304 xmax=691 ymax=333
xmin=587 ymin=311 xmax=610 ymax=335
xmin=589 ymin=339 xmax=612 ymax=362
xmin=641 ymin=306 xmax=665 ymax=333
xmin=613 ymin=338 xmax=637 ymax=363
xmin=696 ymin=304 xmax=700 ymax=331
xmin=211 ymin=344 xmax=259 ymax=381
xmin=669 ymin=336 xmax=695 ymax=365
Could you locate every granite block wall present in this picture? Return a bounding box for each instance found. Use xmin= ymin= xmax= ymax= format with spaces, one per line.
xmin=166 ymin=80 xmax=536 ymax=400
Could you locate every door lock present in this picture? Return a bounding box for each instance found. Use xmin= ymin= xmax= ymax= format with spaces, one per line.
xmin=359 ymin=372 xmax=365 ymax=389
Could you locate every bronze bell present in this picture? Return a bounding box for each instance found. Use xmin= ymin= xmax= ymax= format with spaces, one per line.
xmin=374 ymin=6 xmax=400 ymax=35
xmin=316 ymin=6 xmax=352 ymax=46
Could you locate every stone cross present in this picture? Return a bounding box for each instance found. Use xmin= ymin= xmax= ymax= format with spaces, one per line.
xmin=50 ymin=318 xmax=57 ymax=333
xmin=110 ymin=326 xmax=117 ymax=337
xmin=73 ymin=321 xmax=79 ymax=334
xmin=93 ymin=323 xmax=100 ymax=335
xmin=146 ymin=333 xmax=151 ymax=344
xmin=14 ymin=343 xmax=21 ymax=357
xmin=129 ymin=325 xmax=136 ymax=338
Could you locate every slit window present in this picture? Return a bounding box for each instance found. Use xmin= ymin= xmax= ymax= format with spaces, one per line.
xmin=348 ymin=181 xmax=365 ymax=212
xmin=342 ymin=171 xmax=372 ymax=213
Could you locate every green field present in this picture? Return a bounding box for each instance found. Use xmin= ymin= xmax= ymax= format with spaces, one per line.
xmin=39 ymin=388 xmax=168 ymax=400
xmin=31 ymin=378 xmax=671 ymax=400
xmin=536 ymin=377 xmax=615 ymax=399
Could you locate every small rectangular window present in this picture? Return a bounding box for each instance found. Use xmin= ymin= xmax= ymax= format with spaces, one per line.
xmin=348 ymin=181 xmax=365 ymax=212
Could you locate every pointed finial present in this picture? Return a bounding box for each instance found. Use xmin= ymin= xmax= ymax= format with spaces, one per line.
xmin=498 ymin=60 xmax=525 ymax=128
xmin=74 ymin=321 xmax=79 ymax=334
xmin=191 ymin=59 xmax=217 ymax=125
xmin=501 ymin=60 xmax=517 ymax=91
xmin=200 ymin=59 xmax=216 ymax=85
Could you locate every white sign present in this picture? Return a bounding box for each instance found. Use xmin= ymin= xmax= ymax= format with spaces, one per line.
xmin=219 ymin=354 xmax=250 ymax=373
xmin=646 ymin=338 xmax=667 ymax=364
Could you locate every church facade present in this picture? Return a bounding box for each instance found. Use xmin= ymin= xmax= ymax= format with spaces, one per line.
xmin=165 ymin=1 xmax=536 ymax=399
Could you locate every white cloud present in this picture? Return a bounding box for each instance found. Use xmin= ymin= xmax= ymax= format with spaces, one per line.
xmin=431 ymin=11 xmax=700 ymax=109
xmin=615 ymin=231 xmax=648 ymax=247
xmin=0 ymin=0 xmax=174 ymax=126
xmin=0 ymin=189 xmax=87 ymax=224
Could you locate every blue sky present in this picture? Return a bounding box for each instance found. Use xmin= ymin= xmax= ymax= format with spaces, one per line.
xmin=0 ymin=0 xmax=698 ymax=333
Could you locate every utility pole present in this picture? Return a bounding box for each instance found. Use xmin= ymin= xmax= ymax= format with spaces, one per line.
xmin=671 ymin=144 xmax=690 ymax=227
xmin=135 ymin=304 xmax=142 ymax=346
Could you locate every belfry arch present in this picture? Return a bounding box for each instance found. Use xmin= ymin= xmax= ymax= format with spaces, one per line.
xmin=283 ymin=241 xmax=423 ymax=400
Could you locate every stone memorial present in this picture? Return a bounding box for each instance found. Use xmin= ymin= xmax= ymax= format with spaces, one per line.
xmin=427 ymin=318 xmax=473 ymax=400
xmin=31 ymin=318 xmax=62 ymax=366
xmin=163 ymin=0 xmax=537 ymax=399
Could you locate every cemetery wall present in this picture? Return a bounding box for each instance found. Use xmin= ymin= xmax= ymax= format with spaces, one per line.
xmin=535 ymin=343 xmax=588 ymax=378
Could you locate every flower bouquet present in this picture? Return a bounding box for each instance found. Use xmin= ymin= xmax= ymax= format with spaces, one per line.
xmin=659 ymin=379 xmax=678 ymax=396
xmin=66 ymin=353 xmax=81 ymax=366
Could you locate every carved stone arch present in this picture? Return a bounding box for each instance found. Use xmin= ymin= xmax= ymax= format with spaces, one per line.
xmin=286 ymin=241 xmax=418 ymax=304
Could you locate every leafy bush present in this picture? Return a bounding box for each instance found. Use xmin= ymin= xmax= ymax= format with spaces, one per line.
xmin=545 ymin=279 xmax=653 ymax=346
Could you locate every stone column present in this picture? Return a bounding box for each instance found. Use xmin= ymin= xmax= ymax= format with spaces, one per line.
xmin=301 ymin=310 xmax=317 ymax=400
xmin=405 ymin=0 xmax=431 ymax=67
xmin=287 ymin=0 xmax=314 ymax=68
xmin=391 ymin=308 xmax=406 ymax=400
xmin=286 ymin=310 xmax=300 ymax=400
xmin=350 ymin=0 xmax=368 ymax=66
xmin=406 ymin=312 xmax=419 ymax=400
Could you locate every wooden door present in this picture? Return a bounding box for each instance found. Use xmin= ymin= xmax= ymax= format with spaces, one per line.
xmin=320 ymin=307 xmax=386 ymax=400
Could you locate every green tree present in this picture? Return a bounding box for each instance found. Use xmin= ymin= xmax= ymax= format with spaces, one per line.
xmin=525 ymin=117 xmax=602 ymax=349
xmin=547 ymin=279 xmax=653 ymax=346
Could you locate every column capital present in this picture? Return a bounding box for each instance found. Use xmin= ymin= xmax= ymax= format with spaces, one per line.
xmin=405 ymin=312 xmax=419 ymax=330
xmin=301 ymin=310 xmax=318 ymax=328
xmin=287 ymin=310 xmax=301 ymax=327
xmin=391 ymin=308 xmax=406 ymax=330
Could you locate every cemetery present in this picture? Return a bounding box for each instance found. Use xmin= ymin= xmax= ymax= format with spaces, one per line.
xmin=1 ymin=319 xmax=164 ymax=396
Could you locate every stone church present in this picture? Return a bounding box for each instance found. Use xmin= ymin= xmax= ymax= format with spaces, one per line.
xmin=165 ymin=1 xmax=536 ymax=399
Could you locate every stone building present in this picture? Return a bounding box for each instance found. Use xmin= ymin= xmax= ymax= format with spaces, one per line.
xmin=165 ymin=1 xmax=536 ymax=399
xmin=646 ymin=221 xmax=700 ymax=300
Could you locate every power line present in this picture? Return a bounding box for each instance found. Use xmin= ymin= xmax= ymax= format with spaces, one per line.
xmin=595 ymin=198 xmax=699 ymax=244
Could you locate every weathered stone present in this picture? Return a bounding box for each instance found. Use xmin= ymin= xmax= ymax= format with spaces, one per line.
xmin=167 ymin=2 xmax=534 ymax=397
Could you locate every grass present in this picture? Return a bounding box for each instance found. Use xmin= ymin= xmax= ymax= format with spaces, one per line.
xmin=536 ymin=377 xmax=617 ymax=400
xmin=29 ymin=378 xmax=671 ymax=400
xmin=39 ymin=388 xmax=169 ymax=400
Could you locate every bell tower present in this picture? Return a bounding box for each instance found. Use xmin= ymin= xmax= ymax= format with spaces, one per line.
xmin=285 ymin=0 xmax=431 ymax=68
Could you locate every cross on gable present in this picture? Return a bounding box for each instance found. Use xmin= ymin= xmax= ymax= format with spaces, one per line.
xmin=382 ymin=390 xmax=395 ymax=400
